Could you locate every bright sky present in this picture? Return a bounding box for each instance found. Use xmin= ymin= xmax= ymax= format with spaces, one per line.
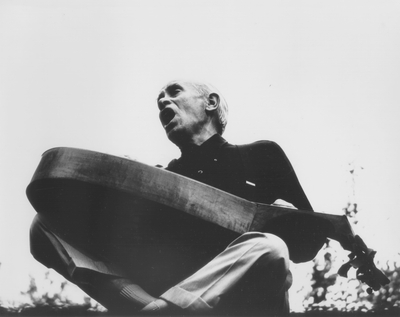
xmin=1 ymin=0 xmax=400 ymax=309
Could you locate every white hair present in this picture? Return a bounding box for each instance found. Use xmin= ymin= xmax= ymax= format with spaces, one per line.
xmin=189 ymin=81 xmax=229 ymax=135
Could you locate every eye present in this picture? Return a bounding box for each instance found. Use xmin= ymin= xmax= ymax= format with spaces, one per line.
xmin=168 ymin=84 xmax=183 ymax=97
xmin=171 ymin=88 xmax=180 ymax=96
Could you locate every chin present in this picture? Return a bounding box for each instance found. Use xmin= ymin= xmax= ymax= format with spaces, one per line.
xmin=166 ymin=129 xmax=188 ymax=147
xmin=166 ymin=129 xmax=179 ymax=144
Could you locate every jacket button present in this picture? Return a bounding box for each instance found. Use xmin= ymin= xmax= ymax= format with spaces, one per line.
xmin=198 ymin=170 xmax=203 ymax=174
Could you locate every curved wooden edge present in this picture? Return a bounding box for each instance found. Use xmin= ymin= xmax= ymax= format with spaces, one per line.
xmin=252 ymin=203 xmax=355 ymax=249
xmin=27 ymin=147 xmax=257 ymax=234
xmin=27 ymin=147 xmax=359 ymax=263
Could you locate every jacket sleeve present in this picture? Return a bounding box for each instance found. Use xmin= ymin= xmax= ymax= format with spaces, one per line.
xmin=239 ymin=141 xmax=333 ymax=262
xmin=238 ymin=141 xmax=313 ymax=211
xmin=268 ymin=142 xmax=313 ymax=211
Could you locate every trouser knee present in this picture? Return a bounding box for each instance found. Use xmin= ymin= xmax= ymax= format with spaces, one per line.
xmin=30 ymin=215 xmax=71 ymax=278
xmin=235 ymin=232 xmax=289 ymax=263
xmin=235 ymin=232 xmax=291 ymax=287
xmin=218 ymin=233 xmax=291 ymax=314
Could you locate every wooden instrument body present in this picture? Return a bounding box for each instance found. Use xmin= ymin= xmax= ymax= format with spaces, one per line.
xmin=26 ymin=148 xmax=348 ymax=276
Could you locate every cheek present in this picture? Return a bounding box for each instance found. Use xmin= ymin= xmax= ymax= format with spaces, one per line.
xmin=178 ymin=98 xmax=207 ymax=123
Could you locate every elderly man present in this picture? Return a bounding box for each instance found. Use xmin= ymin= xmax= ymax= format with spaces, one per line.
xmin=137 ymin=80 xmax=314 ymax=314
xmin=30 ymin=80 xmax=316 ymax=315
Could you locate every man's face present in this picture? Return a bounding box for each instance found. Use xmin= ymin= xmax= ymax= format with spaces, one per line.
xmin=157 ymin=81 xmax=209 ymax=146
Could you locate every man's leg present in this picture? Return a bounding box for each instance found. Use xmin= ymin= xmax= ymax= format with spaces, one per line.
xmin=30 ymin=215 xmax=157 ymax=313
xmin=215 ymin=244 xmax=292 ymax=315
xmin=147 ymin=232 xmax=292 ymax=314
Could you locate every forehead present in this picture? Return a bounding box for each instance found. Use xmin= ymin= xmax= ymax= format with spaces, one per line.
xmin=158 ymin=81 xmax=198 ymax=96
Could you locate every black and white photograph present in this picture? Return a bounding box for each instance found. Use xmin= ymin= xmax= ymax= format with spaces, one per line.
xmin=1 ymin=1 xmax=399 ymax=316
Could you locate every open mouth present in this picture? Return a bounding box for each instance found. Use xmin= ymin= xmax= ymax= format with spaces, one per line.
xmin=160 ymin=108 xmax=176 ymax=127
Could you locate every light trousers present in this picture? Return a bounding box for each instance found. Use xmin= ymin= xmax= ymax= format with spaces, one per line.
xmin=152 ymin=232 xmax=292 ymax=315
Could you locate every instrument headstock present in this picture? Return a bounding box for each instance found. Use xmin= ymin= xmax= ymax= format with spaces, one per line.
xmin=338 ymin=235 xmax=390 ymax=293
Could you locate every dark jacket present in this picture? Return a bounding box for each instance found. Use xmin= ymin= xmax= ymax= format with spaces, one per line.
xmin=167 ymin=134 xmax=312 ymax=210
xmin=167 ymin=134 xmax=329 ymax=262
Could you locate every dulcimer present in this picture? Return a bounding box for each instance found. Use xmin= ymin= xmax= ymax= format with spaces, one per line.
xmin=26 ymin=147 xmax=389 ymax=293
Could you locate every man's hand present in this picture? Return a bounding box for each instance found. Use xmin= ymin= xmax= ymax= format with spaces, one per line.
xmin=140 ymin=298 xmax=171 ymax=314
xmin=272 ymin=199 xmax=296 ymax=209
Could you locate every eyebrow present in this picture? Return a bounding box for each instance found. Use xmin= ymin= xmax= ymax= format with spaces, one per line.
xmin=157 ymin=83 xmax=183 ymax=101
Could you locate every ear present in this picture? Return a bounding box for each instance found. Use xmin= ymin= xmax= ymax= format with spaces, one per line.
xmin=205 ymin=93 xmax=220 ymax=112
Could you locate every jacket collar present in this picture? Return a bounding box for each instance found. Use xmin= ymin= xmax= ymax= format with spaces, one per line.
xmin=180 ymin=134 xmax=227 ymax=158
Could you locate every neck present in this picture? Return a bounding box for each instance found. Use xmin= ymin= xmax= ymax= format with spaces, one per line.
xmin=168 ymin=119 xmax=220 ymax=148
xmin=189 ymin=130 xmax=217 ymax=147
xmin=174 ymin=130 xmax=218 ymax=149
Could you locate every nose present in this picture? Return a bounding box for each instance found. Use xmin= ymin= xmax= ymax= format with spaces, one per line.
xmin=158 ymin=95 xmax=171 ymax=111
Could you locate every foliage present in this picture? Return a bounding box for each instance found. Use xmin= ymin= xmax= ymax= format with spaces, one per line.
xmin=303 ymin=199 xmax=400 ymax=314
xmin=304 ymin=241 xmax=338 ymax=308
xmin=0 ymin=272 xmax=106 ymax=315
xmin=370 ymin=261 xmax=400 ymax=311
